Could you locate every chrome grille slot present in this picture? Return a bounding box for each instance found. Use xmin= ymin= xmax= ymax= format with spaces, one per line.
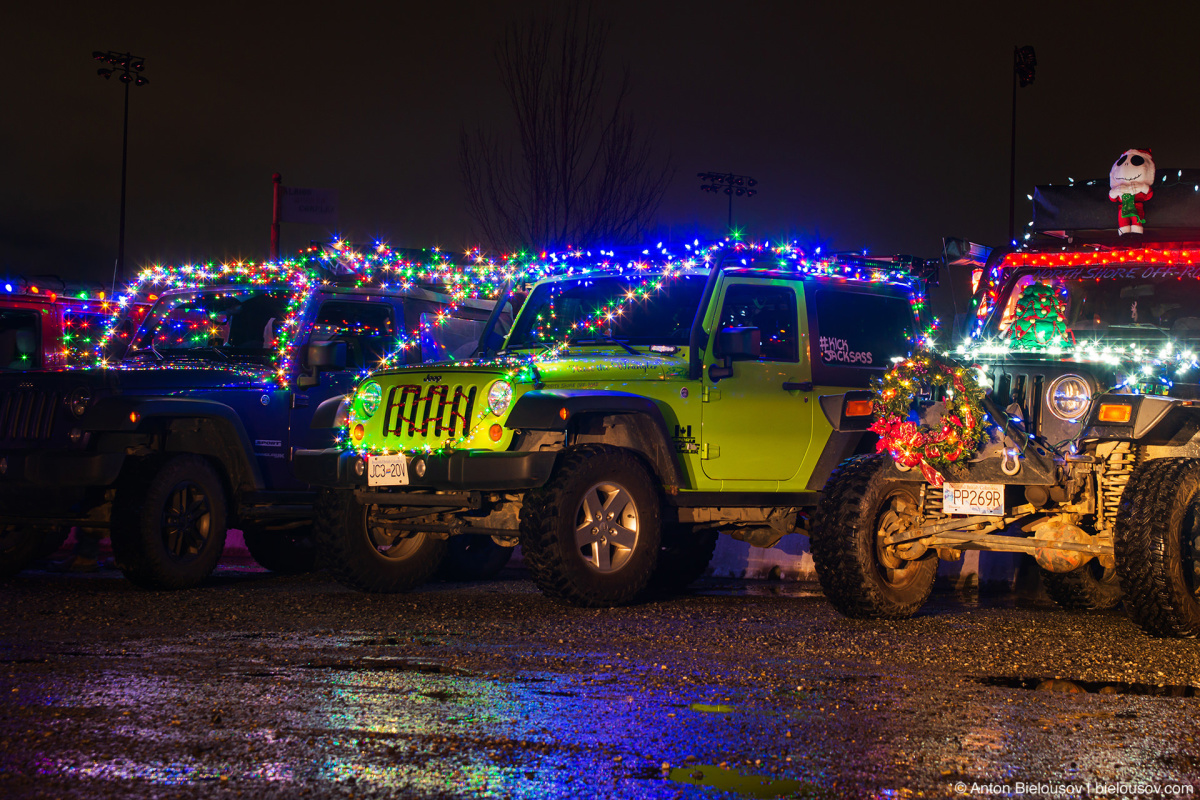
xmin=383 ymin=384 xmax=478 ymax=441
xmin=0 ymin=390 xmax=58 ymax=441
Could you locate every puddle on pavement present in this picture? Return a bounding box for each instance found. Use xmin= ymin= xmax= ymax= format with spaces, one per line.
xmin=978 ymin=676 xmax=1200 ymax=696
xmin=299 ymin=659 xmax=466 ymax=675
xmin=669 ymin=764 xmax=822 ymax=798
xmin=688 ymin=703 xmax=736 ymax=713
xmin=350 ymin=632 xmax=464 ymax=646
xmin=694 ymin=580 xmax=824 ymax=599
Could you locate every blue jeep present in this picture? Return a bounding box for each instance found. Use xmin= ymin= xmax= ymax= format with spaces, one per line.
xmin=0 ymin=259 xmax=505 ymax=587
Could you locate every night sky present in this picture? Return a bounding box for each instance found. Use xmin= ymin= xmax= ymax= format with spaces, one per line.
xmin=8 ymin=1 xmax=1200 ymax=283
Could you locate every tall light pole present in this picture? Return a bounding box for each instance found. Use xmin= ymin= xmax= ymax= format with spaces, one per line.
xmin=698 ymin=172 xmax=757 ymax=232
xmin=92 ymin=50 xmax=149 ymax=293
xmin=1010 ymin=46 xmax=1036 ymax=244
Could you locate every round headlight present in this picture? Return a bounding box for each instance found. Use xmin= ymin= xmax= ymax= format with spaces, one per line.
xmin=357 ymin=382 xmax=382 ymax=420
xmin=1048 ymin=374 xmax=1092 ymax=421
xmin=68 ymin=386 xmax=92 ymax=417
xmin=487 ymin=380 xmax=513 ymax=416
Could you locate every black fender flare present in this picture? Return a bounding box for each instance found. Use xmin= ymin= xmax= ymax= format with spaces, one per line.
xmin=310 ymin=394 xmax=350 ymax=429
xmin=818 ymin=390 xmax=875 ymax=432
xmin=1083 ymin=394 xmax=1200 ymax=446
xmin=83 ymin=396 xmax=266 ymax=490
xmin=506 ymin=390 xmax=685 ymax=491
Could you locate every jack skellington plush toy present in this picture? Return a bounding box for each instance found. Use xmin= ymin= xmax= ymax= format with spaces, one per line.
xmin=1109 ymin=148 xmax=1155 ymax=235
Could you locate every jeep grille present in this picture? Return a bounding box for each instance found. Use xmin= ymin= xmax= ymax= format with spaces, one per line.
xmin=0 ymin=390 xmax=59 ymax=442
xmin=381 ymin=384 xmax=479 ymax=441
xmin=991 ymin=369 xmax=1045 ymax=433
xmin=989 ymin=365 xmax=1084 ymax=444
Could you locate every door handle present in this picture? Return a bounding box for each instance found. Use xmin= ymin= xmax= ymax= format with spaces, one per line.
xmin=293 ymin=394 xmax=310 ymax=408
xmin=783 ymin=382 xmax=813 ymax=392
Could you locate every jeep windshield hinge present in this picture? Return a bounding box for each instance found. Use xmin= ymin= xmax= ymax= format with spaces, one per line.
xmin=688 ymin=265 xmax=722 ymax=380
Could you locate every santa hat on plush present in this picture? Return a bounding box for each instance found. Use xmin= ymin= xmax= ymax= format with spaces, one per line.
xmin=1109 ymin=148 xmax=1155 ymax=235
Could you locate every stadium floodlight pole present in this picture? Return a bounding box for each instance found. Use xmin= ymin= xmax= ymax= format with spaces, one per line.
xmin=1010 ymin=45 xmax=1036 ymax=244
xmin=697 ymin=172 xmax=758 ymax=232
xmin=92 ymin=50 xmax=149 ymax=294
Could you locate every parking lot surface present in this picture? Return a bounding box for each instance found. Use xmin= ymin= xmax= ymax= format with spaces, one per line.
xmin=1 ymin=562 xmax=1199 ymax=798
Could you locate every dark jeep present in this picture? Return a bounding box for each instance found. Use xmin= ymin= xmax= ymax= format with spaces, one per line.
xmin=814 ymin=170 xmax=1200 ymax=637
xmin=0 ymin=259 xmax=502 ymax=586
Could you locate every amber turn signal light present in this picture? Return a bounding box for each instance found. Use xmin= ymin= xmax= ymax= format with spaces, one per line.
xmin=352 ymin=423 xmax=365 ymax=441
xmin=845 ymin=400 xmax=874 ymax=417
xmin=489 ymin=424 xmax=504 ymax=442
xmin=1097 ymin=404 xmax=1132 ymax=424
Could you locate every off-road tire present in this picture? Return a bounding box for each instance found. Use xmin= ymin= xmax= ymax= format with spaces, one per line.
xmin=1 ymin=526 xmax=68 ymax=576
xmin=314 ymin=488 xmax=446 ymax=593
xmin=810 ymin=454 xmax=937 ymax=619
xmin=438 ymin=534 xmax=514 ymax=581
xmin=1041 ymin=561 xmax=1123 ymax=611
xmin=644 ymin=526 xmax=719 ymax=596
xmin=111 ymin=455 xmax=228 ymax=589
xmin=242 ymin=524 xmax=318 ymax=574
xmin=1114 ymin=458 xmax=1200 ymax=637
xmin=520 ymin=445 xmax=661 ymax=607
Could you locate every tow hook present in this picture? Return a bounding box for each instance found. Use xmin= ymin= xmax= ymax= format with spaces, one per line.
xmin=1000 ymin=448 xmax=1021 ymax=476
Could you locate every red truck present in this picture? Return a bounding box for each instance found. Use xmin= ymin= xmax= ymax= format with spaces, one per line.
xmin=0 ymin=277 xmax=149 ymax=370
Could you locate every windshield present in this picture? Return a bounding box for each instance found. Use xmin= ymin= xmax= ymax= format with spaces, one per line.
xmin=505 ymin=273 xmax=707 ymax=350
xmin=128 ymin=287 xmax=294 ymax=361
xmin=984 ymin=268 xmax=1200 ymax=346
xmin=0 ymin=308 xmax=40 ymax=370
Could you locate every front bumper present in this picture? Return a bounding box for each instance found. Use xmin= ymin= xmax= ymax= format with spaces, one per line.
xmin=293 ymin=447 xmax=559 ymax=491
xmin=0 ymin=448 xmax=126 ymax=486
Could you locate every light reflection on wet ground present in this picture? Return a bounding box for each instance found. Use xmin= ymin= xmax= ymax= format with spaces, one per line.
xmin=2 ymin=570 xmax=1200 ymax=798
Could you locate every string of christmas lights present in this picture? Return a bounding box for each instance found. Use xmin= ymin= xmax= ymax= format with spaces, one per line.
xmin=340 ymin=238 xmax=937 ymax=456
xmin=962 ymin=247 xmax=1200 ymax=392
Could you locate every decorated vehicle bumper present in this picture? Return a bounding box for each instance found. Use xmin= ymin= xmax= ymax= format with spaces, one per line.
xmin=293 ymin=447 xmax=559 ymax=493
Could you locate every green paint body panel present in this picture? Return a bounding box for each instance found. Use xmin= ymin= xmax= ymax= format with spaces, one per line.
xmin=349 ymin=269 xmax=918 ymax=497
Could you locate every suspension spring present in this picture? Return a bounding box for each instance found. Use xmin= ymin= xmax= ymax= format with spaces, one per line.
xmin=924 ymin=486 xmax=945 ymax=519
xmin=1098 ymin=441 xmax=1141 ymax=534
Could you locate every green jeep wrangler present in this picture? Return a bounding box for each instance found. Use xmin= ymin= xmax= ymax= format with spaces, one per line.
xmin=295 ymin=244 xmax=937 ymax=606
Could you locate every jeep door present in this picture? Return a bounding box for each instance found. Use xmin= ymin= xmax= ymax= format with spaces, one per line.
xmin=287 ymin=297 xmax=403 ymax=481
xmin=700 ymin=278 xmax=814 ymax=482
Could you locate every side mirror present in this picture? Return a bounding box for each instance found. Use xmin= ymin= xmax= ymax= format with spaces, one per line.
xmin=709 ymin=326 xmax=760 ymax=382
xmin=715 ymin=326 xmax=761 ymax=361
xmin=298 ymin=340 xmax=348 ymax=388
xmin=306 ymin=340 xmax=347 ymax=369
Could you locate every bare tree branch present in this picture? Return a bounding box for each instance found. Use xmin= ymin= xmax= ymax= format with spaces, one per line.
xmin=460 ymin=5 xmax=673 ymax=251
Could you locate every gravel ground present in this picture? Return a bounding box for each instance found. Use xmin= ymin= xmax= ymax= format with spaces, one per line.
xmin=1 ymin=562 xmax=1199 ymax=799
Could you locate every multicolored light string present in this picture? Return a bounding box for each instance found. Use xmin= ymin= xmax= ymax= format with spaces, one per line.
xmin=962 ymin=247 xmax=1200 ymax=392
xmin=344 ymin=238 xmax=936 ymax=456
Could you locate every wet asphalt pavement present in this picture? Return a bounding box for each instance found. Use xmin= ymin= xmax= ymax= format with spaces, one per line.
xmin=2 ymin=561 xmax=1200 ymax=799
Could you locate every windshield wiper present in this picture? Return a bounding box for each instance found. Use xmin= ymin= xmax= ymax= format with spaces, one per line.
xmin=127 ymin=345 xmax=163 ymax=362
xmin=184 ymin=346 xmax=229 ymax=362
xmin=567 ymin=334 xmax=639 ymax=355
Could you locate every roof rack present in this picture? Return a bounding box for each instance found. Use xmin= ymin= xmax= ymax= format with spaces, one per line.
xmin=1029 ymin=169 xmax=1200 ymax=245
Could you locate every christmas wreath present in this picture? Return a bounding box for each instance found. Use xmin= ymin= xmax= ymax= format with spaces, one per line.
xmin=869 ymin=350 xmax=988 ymax=484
